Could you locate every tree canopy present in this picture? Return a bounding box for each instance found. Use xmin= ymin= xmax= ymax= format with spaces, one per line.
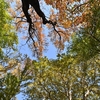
xmin=0 ymin=0 xmax=100 ymax=100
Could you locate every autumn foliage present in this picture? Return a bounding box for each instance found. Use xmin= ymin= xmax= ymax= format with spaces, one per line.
xmin=6 ymin=0 xmax=99 ymax=57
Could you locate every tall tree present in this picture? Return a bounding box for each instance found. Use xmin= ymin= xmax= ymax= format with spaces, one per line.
xmin=0 ymin=0 xmax=19 ymax=99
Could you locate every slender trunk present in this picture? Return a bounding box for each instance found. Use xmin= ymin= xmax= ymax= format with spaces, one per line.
xmin=83 ymin=87 xmax=86 ymax=100
xmin=69 ymin=84 xmax=72 ymax=100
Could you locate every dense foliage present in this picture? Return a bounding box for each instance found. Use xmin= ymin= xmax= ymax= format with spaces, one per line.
xmin=0 ymin=0 xmax=18 ymax=60
xmin=0 ymin=0 xmax=18 ymax=99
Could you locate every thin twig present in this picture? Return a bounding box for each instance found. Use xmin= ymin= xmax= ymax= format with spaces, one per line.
xmin=28 ymin=23 xmax=36 ymax=49
xmin=47 ymin=20 xmax=61 ymax=40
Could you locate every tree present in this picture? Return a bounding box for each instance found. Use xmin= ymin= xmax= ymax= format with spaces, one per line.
xmin=0 ymin=0 xmax=18 ymax=61
xmin=0 ymin=0 xmax=20 ymax=99
xmin=17 ymin=53 xmax=99 ymax=100
xmin=8 ymin=0 xmax=100 ymax=57
xmin=8 ymin=0 xmax=71 ymax=56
